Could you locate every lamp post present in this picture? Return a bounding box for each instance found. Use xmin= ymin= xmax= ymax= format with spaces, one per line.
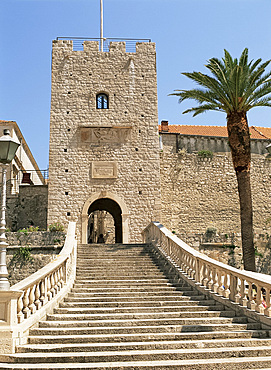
xmin=0 ymin=129 xmax=20 ymax=290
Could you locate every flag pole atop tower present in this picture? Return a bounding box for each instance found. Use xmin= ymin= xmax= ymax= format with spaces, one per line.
xmin=100 ymin=0 xmax=103 ymax=51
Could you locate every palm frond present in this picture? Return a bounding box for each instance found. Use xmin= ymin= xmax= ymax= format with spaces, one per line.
xmin=171 ymin=48 xmax=271 ymax=117
xmin=183 ymin=103 xmax=223 ymax=116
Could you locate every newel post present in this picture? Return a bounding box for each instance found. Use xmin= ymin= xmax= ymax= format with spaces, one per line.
xmin=0 ymin=290 xmax=23 ymax=353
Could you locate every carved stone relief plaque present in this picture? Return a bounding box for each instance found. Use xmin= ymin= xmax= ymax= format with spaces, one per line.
xmin=81 ymin=126 xmax=131 ymax=144
xmin=91 ymin=161 xmax=117 ymax=179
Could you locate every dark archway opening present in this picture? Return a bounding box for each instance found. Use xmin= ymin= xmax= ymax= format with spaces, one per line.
xmin=87 ymin=198 xmax=122 ymax=243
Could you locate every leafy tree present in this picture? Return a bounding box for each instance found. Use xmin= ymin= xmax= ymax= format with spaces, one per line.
xmin=171 ymin=48 xmax=271 ymax=271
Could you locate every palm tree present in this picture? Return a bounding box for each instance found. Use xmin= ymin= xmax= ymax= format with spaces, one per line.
xmin=171 ymin=48 xmax=271 ymax=272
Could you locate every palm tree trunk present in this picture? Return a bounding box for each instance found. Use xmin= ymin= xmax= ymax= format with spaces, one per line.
xmin=227 ymin=111 xmax=256 ymax=272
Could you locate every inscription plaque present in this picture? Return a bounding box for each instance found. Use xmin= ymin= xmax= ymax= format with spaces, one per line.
xmin=91 ymin=161 xmax=117 ymax=179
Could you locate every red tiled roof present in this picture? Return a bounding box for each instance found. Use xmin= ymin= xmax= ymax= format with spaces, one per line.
xmin=254 ymin=126 xmax=271 ymax=139
xmin=159 ymin=124 xmax=271 ymax=140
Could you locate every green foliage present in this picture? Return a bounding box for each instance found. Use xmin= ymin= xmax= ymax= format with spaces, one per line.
xmin=254 ymin=246 xmax=263 ymax=258
xmin=49 ymin=222 xmax=64 ymax=232
xmin=17 ymin=226 xmax=39 ymax=236
xmin=205 ymin=227 xmax=217 ymax=241
xmin=53 ymin=238 xmax=61 ymax=244
xmin=197 ymin=150 xmax=213 ymax=158
xmin=170 ymin=48 xmax=271 ymax=116
xmin=9 ymin=247 xmax=33 ymax=268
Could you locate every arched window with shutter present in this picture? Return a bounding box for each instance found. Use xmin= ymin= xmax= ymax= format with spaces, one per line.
xmin=96 ymin=93 xmax=109 ymax=109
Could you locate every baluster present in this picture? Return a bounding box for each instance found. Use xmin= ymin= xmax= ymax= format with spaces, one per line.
xmin=188 ymin=256 xmax=193 ymax=278
xmin=202 ymin=263 xmax=208 ymax=287
xmin=53 ymin=271 xmax=58 ymax=293
xmin=256 ymin=284 xmax=264 ymax=314
xmin=55 ymin=270 xmax=60 ymax=293
xmin=177 ymin=246 xmax=181 ymax=267
xmin=47 ymin=275 xmax=52 ymax=301
xmin=190 ymin=257 xmax=196 ymax=279
xmin=217 ymin=270 xmax=223 ymax=296
xmin=17 ymin=293 xmax=24 ymax=323
xmin=264 ymin=288 xmax=271 ymax=317
xmin=223 ymin=274 xmax=230 ymax=299
xmin=22 ymin=288 xmax=30 ymax=319
xmin=240 ymin=279 xmax=248 ymax=307
xmin=29 ymin=285 xmax=36 ymax=314
xmin=234 ymin=279 xmax=241 ymax=304
xmin=40 ymin=279 xmax=46 ymax=306
xmin=50 ymin=273 xmax=56 ymax=297
xmin=212 ymin=267 xmax=219 ymax=293
xmin=247 ymin=282 xmax=256 ymax=311
xmin=206 ymin=265 xmax=213 ymax=289
xmin=35 ymin=281 xmax=42 ymax=310
xmin=57 ymin=268 xmax=62 ymax=290
xmin=196 ymin=260 xmax=203 ymax=285
xmin=229 ymin=274 xmax=238 ymax=302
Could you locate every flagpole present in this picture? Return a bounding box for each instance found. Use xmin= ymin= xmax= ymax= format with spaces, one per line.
xmin=100 ymin=0 xmax=103 ymax=51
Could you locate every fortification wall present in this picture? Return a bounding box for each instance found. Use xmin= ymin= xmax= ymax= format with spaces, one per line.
xmin=160 ymin=151 xmax=271 ymax=236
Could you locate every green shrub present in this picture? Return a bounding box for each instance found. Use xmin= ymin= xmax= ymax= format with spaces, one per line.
xmin=205 ymin=227 xmax=217 ymax=238
xmin=49 ymin=222 xmax=64 ymax=232
xmin=9 ymin=247 xmax=33 ymax=267
xmin=198 ymin=150 xmax=213 ymax=158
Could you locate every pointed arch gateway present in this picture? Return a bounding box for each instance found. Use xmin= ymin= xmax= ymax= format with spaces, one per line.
xmin=81 ymin=191 xmax=129 ymax=244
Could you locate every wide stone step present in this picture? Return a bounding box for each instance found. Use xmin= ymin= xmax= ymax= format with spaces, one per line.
xmin=70 ymin=286 xmax=188 ymax=293
xmin=74 ymin=275 xmax=178 ymax=281
xmin=2 ymin=356 xmax=271 ymax=369
xmin=58 ymin=299 xmax=216 ymax=308
xmin=72 ymin=281 xmax=186 ymax=288
xmin=54 ymin=304 xmax=226 ymax=314
xmin=63 ymin=295 xmax=204 ymax=303
xmin=67 ymin=288 xmax=197 ymax=298
xmin=62 ymin=295 xmax=206 ymax=304
xmin=16 ymin=337 xmax=271 ymax=353
xmin=27 ymin=329 xmax=269 ymax=345
xmin=4 ymin=345 xmax=271 ymax=364
xmin=29 ymin=322 xmax=261 ymax=336
xmin=38 ymin=316 xmax=249 ymax=329
xmin=75 ymin=273 xmax=175 ymax=279
xmin=46 ymin=310 xmax=236 ymax=321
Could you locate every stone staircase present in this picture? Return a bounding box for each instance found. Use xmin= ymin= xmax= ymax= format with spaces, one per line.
xmin=2 ymin=243 xmax=271 ymax=369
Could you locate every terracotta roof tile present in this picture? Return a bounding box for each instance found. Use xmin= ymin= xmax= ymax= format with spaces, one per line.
xmin=159 ymin=124 xmax=271 ymax=140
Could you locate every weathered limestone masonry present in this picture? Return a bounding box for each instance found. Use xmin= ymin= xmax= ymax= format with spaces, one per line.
xmin=48 ymin=40 xmax=161 ymax=243
xmin=160 ymin=151 xmax=271 ymax=237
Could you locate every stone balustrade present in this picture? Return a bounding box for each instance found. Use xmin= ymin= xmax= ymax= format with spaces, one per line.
xmin=142 ymin=222 xmax=271 ymax=320
xmin=0 ymin=222 xmax=77 ymax=354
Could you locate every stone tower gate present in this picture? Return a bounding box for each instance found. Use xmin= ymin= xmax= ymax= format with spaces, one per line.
xmin=48 ymin=39 xmax=161 ymax=243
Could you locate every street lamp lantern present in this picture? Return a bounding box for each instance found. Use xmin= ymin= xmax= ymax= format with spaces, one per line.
xmin=0 ymin=129 xmax=20 ymax=164
xmin=0 ymin=129 xmax=20 ymax=290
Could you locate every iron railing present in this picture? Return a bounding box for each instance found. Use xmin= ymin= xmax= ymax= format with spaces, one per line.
xmin=56 ymin=37 xmax=152 ymax=52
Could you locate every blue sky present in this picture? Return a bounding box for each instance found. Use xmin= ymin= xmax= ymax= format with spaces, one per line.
xmin=1 ymin=0 xmax=271 ymax=169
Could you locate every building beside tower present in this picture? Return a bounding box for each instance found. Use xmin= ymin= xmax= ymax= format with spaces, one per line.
xmin=48 ymin=39 xmax=161 ymax=243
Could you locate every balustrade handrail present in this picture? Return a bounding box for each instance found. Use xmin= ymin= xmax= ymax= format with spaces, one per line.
xmin=142 ymin=222 xmax=271 ymax=318
xmin=11 ymin=222 xmax=76 ymax=327
xmin=0 ymin=223 xmax=77 ymax=353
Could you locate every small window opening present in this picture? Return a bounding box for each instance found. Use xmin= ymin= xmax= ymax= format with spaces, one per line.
xmin=96 ymin=93 xmax=109 ymax=109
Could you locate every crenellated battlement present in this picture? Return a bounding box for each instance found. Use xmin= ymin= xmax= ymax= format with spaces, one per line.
xmin=53 ymin=37 xmax=155 ymax=53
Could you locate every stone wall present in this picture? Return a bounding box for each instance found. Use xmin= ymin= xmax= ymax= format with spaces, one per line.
xmin=161 ymin=132 xmax=270 ymax=155
xmin=6 ymin=230 xmax=65 ymax=286
xmin=160 ymin=151 xmax=271 ymax=237
xmin=6 ymin=185 xmax=48 ymax=231
xmin=48 ymin=40 xmax=161 ymax=243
